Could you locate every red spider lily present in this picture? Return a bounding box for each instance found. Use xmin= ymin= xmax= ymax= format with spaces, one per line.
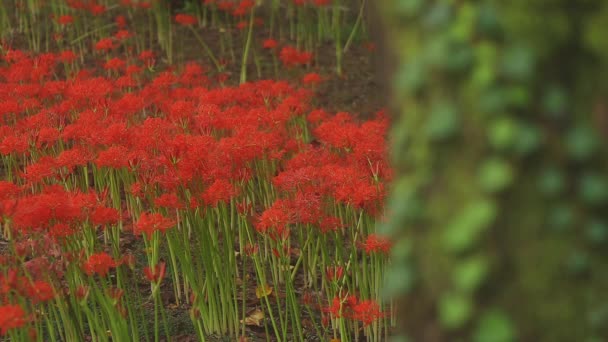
xmin=104 ymin=57 xmax=126 ymax=71
xmin=89 ymin=4 xmax=106 ymax=16
xmin=154 ymin=193 xmax=184 ymax=209
xmin=201 ymin=179 xmax=238 ymax=207
xmin=325 ymin=296 xmax=343 ymax=318
xmin=175 ymin=14 xmax=197 ymax=26
xmin=90 ymin=206 xmax=121 ymax=227
xmin=243 ymin=243 xmax=259 ymax=256
xmin=115 ymin=15 xmax=127 ymax=28
xmin=107 ymin=287 xmax=124 ymax=301
xmin=262 ymin=38 xmax=278 ymax=49
xmin=326 ymin=265 xmax=344 ymax=282
xmin=49 ymin=222 xmax=77 ymax=241
xmin=82 ymin=252 xmax=118 ymax=277
xmin=114 ymin=30 xmax=132 ymax=40
xmin=134 ymin=212 xmax=175 ymax=238
xmin=360 ymin=234 xmax=392 ymax=254
xmin=313 ymin=0 xmax=331 ymax=6
xmin=95 ymin=145 xmax=132 ymax=169
xmin=0 ymin=304 xmax=27 ymax=336
xmin=279 ymin=46 xmax=313 ymax=67
xmin=75 ymin=285 xmax=90 ymax=300
xmin=26 ymin=280 xmax=55 ymax=304
xmin=236 ymin=21 xmax=247 ymax=30
xmin=56 ymin=15 xmax=74 ymax=25
xmin=94 ymin=38 xmax=114 ymax=51
xmin=350 ymin=300 xmax=385 ymax=326
xmin=256 ymin=199 xmax=292 ymax=239
xmin=233 ymin=0 xmax=254 ymax=16
xmin=302 ymin=72 xmax=323 ymax=85
xmin=217 ymin=1 xmax=234 ymax=12
xmin=143 ymin=262 xmax=166 ymax=283
xmin=139 ymin=50 xmax=155 ymax=62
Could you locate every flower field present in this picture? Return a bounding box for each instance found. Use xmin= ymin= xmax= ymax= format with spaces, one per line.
xmin=0 ymin=1 xmax=392 ymax=341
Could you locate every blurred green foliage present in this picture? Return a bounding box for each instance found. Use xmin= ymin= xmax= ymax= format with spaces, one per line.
xmin=379 ymin=0 xmax=608 ymax=340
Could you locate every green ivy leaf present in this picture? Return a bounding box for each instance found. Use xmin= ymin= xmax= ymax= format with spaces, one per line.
xmin=566 ymin=125 xmax=598 ymax=161
xmin=488 ymin=116 xmax=518 ymax=150
xmin=579 ymin=173 xmax=608 ymax=206
xmin=444 ymin=199 xmax=497 ymax=253
xmin=537 ymin=167 xmax=565 ymax=197
xmin=439 ymin=292 xmax=472 ymax=329
xmin=479 ymin=158 xmax=514 ymax=193
xmin=453 ymin=256 xmax=489 ymax=292
xmin=474 ymin=310 xmax=515 ymax=342
xmin=426 ymin=102 xmax=460 ymax=141
xmin=586 ymin=220 xmax=608 ymax=245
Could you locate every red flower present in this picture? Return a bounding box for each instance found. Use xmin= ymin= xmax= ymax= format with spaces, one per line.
xmin=115 ymin=15 xmax=127 ymax=28
xmin=95 ymin=145 xmax=132 ymax=169
xmin=236 ymin=21 xmax=248 ymax=30
xmin=134 ymin=212 xmax=175 ymax=238
xmin=0 ymin=304 xmax=27 ymax=336
xmin=360 ymin=234 xmax=392 ymax=254
xmin=302 ymin=72 xmax=323 ymax=85
xmin=26 ymin=280 xmax=55 ymax=303
xmin=262 ymin=38 xmax=278 ymax=49
xmin=57 ymin=15 xmax=74 ymax=25
xmin=279 ymin=46 xmax=312 ymax=67
xmin=89 ymin=4 xmax=106 ymax=16
xmin=326 ymin=265 xmax=344 ymax=282
xmin=201 ymin=179 xmax=237 ymax=207
xmin=90 ymin=206 xmax=120 ymax=227
xmin=59 ymin=49 xmax=77 ymax=63
xmin=83 ymin=252 xmax=118 ymax=277
xmin=139 ymin=50 xmax=155 ymax=62
xmin=175 ymin=14 xmax=197 ymax=26
xmin=154 ymin=193 xmax=184 ymax=209
xmin=351 ymin=300 xmax=385 ymax=326
xmin=95 ymin=37 xmax=114 ymax=51
xmin=143 ymin=262 xmax=166 ymax=283
xmin=104 ymin=57 xmax=125 ymax=70
xmin=114 ymin=30 xmax=132 ymax=40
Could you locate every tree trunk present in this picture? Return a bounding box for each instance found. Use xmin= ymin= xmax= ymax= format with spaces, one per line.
xmin=379 ymin=1 xmax=608 ymax=341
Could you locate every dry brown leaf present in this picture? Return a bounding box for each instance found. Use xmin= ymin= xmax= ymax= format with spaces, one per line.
xmin=240 ymin=309 xmax=264 ymax=326
xmin=255 ymin=284 xmax=272 ymax=298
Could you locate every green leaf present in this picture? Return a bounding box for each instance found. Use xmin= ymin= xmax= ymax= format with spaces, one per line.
xmin=479 ymin=158 xmax=514 ymax=193
xmin=566 ymin=125 xmax=598 ymax=161
xmin=443 ymin=199 xmax=498 ymax=253
xmin=547 ymin=203 xmax=575 ymax=233
xmin=488 ymin=116 xmax=518 ymax=150
xmin=439 ymin=292 xmax=472 ymax=329
xmin=537 ymin=167 xmax=565 ymax=197
xmin=426 ymin=103 xmax=460 ymax=141
xmin=501 ymin=45 xmax=534 ymax=81
xmin=395 ymin=0 xmax=424 ymax=17
xmin=474 ymin=310 xmax=515 ymax=342
xmin=579 ymin=172 xmax=608 ymax=206
xmin=453 ymin=256 xmax=489 ymax=292
xmin=586 ymin=220 xmax=608 ymax=245
xmin=513 ymin=123 xmax=541 ymax=156
xmin=395 ymin=59 xmax=426 ymax=93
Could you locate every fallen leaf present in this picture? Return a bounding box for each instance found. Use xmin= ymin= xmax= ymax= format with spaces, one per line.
xmin=240 ymin=309 xmax=264 ymax=326
xmin=255 ymin=284 xmax=272 ymax=298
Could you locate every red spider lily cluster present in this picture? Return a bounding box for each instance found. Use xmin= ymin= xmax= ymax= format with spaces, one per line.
xmin=0 ymin=0 xmax=387 ymax=340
